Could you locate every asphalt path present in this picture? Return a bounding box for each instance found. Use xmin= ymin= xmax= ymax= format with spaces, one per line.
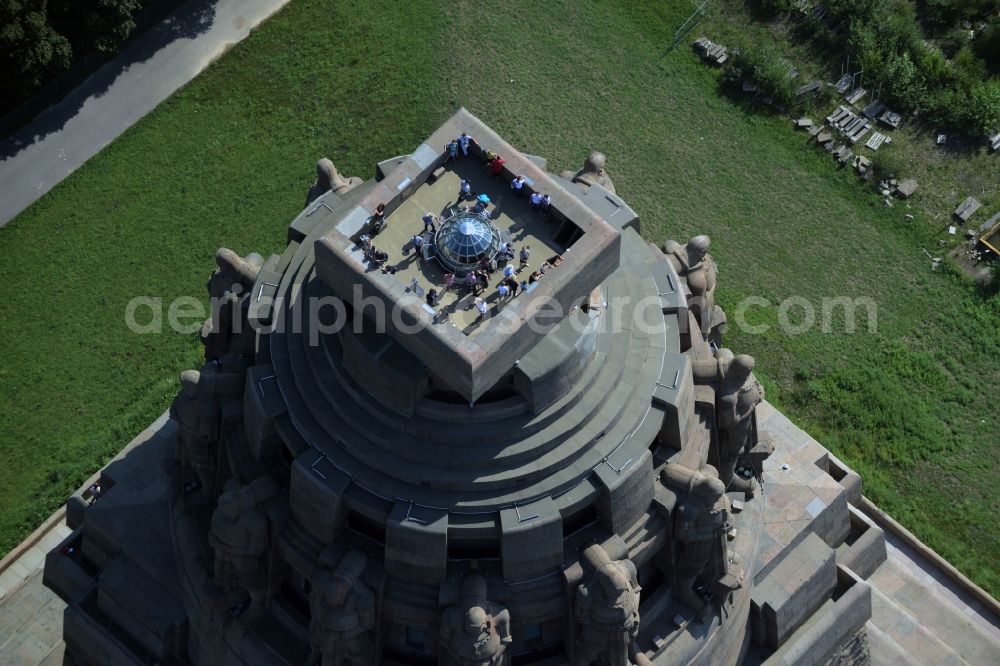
xmin=0 ymin=0 xmax=292 ymax=228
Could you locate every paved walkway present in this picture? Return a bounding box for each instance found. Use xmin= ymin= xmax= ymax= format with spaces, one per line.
xmin=0 ymin=519 xmax=71 ymax=666
xmin=0 ymin=0 xmax=293 ymax=227
xmin=866 ymin=529 xmax=1000 ymax=665
xmin=0 ymin=571 xmax=65 ymax=665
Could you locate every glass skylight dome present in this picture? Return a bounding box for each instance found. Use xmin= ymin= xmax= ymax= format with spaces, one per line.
xmin=434 ymin=211 xmax=501 ymax=275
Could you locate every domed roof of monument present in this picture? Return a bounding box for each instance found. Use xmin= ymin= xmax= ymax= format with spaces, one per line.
xmin=434 ymin=212 xmax=501 ymax=275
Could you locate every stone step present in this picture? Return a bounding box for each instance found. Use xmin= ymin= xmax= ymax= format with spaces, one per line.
xmin=868 ymin=584 xmax=971 ymax=666
xmin=263 ymin=209 xmax=670 ymax=506
xmin=867 ymin=557 xmax=1000 ymax=665
xmin=864 ymin=620 xmax=918 ymax=664
xmin=278 ymin=324 xmax=646 ymax=507
xmin=288 ymin=249 xmax=633 ymax=448
xmin=277 ymin=268 xmax=653 ymax=485
xmin=307 ymin=293 xmax=632 ymax=469
xmin=294 ymin=290 xmax=628 ymax=466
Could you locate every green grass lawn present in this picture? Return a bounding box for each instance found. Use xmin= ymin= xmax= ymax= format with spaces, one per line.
xmin=1 ymin=0 xmax=997 ymax=595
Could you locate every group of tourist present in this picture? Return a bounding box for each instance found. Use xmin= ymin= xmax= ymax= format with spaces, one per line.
xmin=447 ymin=131 xmax=555 ymax=220
xmin=526 ymin=253 xmax=564 ymax=286
xmin=358 ymin=135 xmax=564 ymax=324
xmin=446 ymin=132 xmax=478 ymax=163
xmin=359 ymin=202 xmax=396 ymax=272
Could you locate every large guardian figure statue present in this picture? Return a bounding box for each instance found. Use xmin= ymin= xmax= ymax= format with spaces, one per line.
xmin=440 ymin=572 xmax=513 ymax=666
xmin=573 ymin=544 xmax=641 ymax=666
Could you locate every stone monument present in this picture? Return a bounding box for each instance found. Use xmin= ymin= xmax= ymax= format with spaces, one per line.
xmin=45 ymin=109 xmax=895 ymax=665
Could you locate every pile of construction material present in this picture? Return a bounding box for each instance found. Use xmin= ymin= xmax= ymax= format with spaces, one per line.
xmin=693 ymin=37 xmax=728 ymax=65
xmin=826 ymin=105 xmax=872 ymax=144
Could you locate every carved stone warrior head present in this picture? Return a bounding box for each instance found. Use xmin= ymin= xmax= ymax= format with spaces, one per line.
xmin=323 ymin=550 xmax=366 ymax=607
xmin=217 ymin=480 xmax=253 ymax=520
xmin=562 ymin=150 xmax=616 ymax=194
xmin=315 ymin=158 xmax=338 ymax=189
xmin=207 ymin=247 xmax=262 ymax=300
xmin=688 ymin=466 xmax=727 ymax=503
xmin=180 ymin=370 xmax=201 ymax=398
xmin=596 ymin=561 xmax=631 ymax=598
xmin=584 ymin=151 xmax=607 ymax=177
xmin=464 ymin=606 xmax=489 ymax=635
xmin=686 ymin=235 xmax=711 ymax=265
xmin=728 ymin=354 xmax=754 ymax=383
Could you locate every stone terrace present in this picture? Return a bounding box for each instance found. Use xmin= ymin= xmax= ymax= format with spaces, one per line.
xmin=373 ymin=156 xmax=567 ymax=333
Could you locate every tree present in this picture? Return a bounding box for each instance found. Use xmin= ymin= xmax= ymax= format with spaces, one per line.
xmin=49 ymin=0 xmax=141 ymax=55
xmin=0 ymin=0 xmax=72 ymax=101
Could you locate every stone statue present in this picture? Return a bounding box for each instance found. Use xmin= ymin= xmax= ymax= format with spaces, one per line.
xmin=207 ymin=248 xmax=262 ymax=300
xmin=208 ymin=479 xmax=273 ymax=610
xmin=305 ymin=158 xmax=363 ymax=207
xmin=662 ymin=235 xmax=726 ymax=345
xmin=440 ymin=572 xmax=512 ymax=666
xmin=170 ymin=369 xmax=221 ymax=491
xmin=560 ymin=151 xmax=616 ymax=194
xmin=573 ymin=544 xmax=641 ymax=666
xmin=660 ymin=463 xmax=731 ymax=617
xmin=203 ymin=248 xmax=262 ymax=360
xmin=716 ymin=354 xmax=769 ymax=497
xmin=169 ymin=358 xmax=247 ymax=492
xmin=309 ymin=549 xmax=376 ymax=666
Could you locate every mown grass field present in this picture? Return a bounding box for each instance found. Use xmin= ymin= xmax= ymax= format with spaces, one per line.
xmin=1 ymin=0 xmax=996 ymax=594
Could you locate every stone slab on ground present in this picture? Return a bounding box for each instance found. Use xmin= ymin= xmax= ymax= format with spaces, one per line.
xmin=895 ymin=179 xmax=917 ymax=198
xmin=955 ymin=196 xmax=982 ymax=221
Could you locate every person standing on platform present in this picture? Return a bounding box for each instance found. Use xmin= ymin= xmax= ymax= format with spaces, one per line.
xmin=458 ymin=132 xmax=476 ymax=157
xmin=511 ymin=175 xmax=527 ymax=197
xmin=489 ymin=155 xmax=505 ymax=179
xmin=505 ymin=276 xmax=519 ymax=297
xmin=458 ymin=179 xmax=473 ymax=203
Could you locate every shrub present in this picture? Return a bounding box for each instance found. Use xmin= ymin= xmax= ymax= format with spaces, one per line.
xmin=757 ymin=0 xmax=793 ymax=17
xmin=722 ymin=45 xmax=797 ymax=108
xmin=964 ymin=79 xmax=1000 ymax=136
xmin=882 ymin=51 xmax=928 ymax=112
xmin=973 ymin=19 xmax=1000 ymax=74
xmin=940 ymin=27 xmax=972 ymax=57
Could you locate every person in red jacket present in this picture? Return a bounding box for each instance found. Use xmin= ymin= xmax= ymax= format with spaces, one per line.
xmin=489 ymin=155 xmax=505 ymax=179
